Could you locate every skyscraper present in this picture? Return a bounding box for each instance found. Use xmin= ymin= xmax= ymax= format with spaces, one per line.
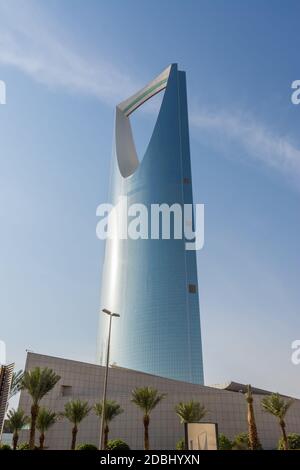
xmin=98 ymin=64 xmax=204 ymax=384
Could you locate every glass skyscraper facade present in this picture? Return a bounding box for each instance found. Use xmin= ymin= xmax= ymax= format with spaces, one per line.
xmin=98 ymin=64 xmax=204 ymax=384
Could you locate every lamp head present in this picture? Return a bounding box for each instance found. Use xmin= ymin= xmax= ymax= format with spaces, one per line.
xmin=102 ymin=308 xmax=111 ymax=315
xmin=102 ymin=308 xmax=120 ymax=318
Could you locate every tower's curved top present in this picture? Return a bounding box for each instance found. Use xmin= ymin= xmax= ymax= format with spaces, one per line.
xmin=115 ymin=65 xmax=172 ymax=178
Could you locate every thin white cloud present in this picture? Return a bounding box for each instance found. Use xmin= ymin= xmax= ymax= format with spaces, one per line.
xmin=0 ymin=0 xmax=139 ymax=104
xmin=1 ymin=0 xmax=300 ymax=186
xmin=190 ymin=110 xmax=300 ymax=185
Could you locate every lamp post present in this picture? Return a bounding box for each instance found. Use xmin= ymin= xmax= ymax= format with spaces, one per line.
xmin=99 ymin=308 xmax=120 ymax=450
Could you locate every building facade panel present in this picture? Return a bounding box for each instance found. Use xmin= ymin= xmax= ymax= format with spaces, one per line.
xmin=18 ymin=353 xmax=300 ymax=450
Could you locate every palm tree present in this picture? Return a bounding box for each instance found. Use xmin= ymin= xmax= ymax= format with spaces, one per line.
xmin=94 ymin=400 xmax=123 ymax=449
xmin=245 ymin=385 xmax=261 ymax=450
xmin=21 ymin=367 xmax=60 ymax=449
xmin=62 ymin=400 xmax=90 ymax=450
xmin=36 ymin=407 xmax=57 ymax=449
xmin=131 ymin=387 xmax=166 ymax=450
xmin=175 ymin=400 xmax=206 ymax=450
xmin=7 ymin=409 xmax=29 ymax=450
xmin=261 ymin=393 xmax=294 ymax=450
xmin=9 ymin=370 xmax=24 ymax=399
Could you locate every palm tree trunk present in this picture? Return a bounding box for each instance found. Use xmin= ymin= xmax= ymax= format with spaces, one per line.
xmin=39 ymin=432 xmax=45 ymax=449
xmin=280 ymin=420 xmax=289 ymax=450
xmin=12 ymin=431 xmax=18 ymax=450
xmin=29 ymin=403 xmax=39 ymax=449
xmin=143 ymin=415 xmax=150 ymax=450
xmin=71 ymin=425 xmax=78 ymax=450
xmin=104 ymin=425 xmax=109 ymax=449
xmin=184 ymin=423 xmax=188 ymax=450
xmin=247 ymin=402 xmax=260 ymax=449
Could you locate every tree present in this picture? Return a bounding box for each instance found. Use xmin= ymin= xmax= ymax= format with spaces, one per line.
xmin=94 ymin=400 xmax=123 ymax=449
xmin=218 ymin=433 xmax=232 ymax=450
xmin=245 ymin=385 xmax=262 ymax=449
xmin=106 ymin=439 xmax=130 ymax=450
xmin=131 ymin=387 xmax=166 ymax=450
xmin=232 ymin=432 xmax=249 ymax=450
xmin=176 ymin=438 xmax=185 ymax=450
xmin=21 ymin=367 xmax=60 ymax=449
xmin=261 ymin=393 xmax=294 ymax=450
xmin=17 ymin=442 xmax=30 ymax=450
xmin=0 ymin=444 xmax=11 ymax=450
xmin=36 ymin=407 xmax=57 ymax=449
xmin=9 ymin=370 xmax=24 ymax=399
xmin=175 ymin=400 xmax=206 ymax=450
xmin=62 ymin=400 xmax=91 ymax=450
xmin=76 ymin=443 xmax=98 ymax=450
xmin=278 ymin=433 xmax=300 ymax=450
xmin=6 ymin=409 xmax=29 ymax=450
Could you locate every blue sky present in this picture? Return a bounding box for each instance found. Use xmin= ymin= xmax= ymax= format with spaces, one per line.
xmin=1 ymin=0 xmax=300 ymax=397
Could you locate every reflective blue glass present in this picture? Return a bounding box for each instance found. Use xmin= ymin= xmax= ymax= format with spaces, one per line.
xmin=97 ymin=64 xmax=204 ymax=384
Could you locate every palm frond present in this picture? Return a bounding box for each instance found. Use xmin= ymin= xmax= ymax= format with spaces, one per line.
xmin=261 ymin=393 xmax=294 ymax=420
xmin=175 ymin=400 xmax=207 ymax=423
xmin=7 ymin=408 xmax=29 ymax=432
xmin=36 ymin=407 xmax=57 ymax=433
xmin=62 ymin=400 xmax=91 ymax=425
xmin=94 ymin=400 xmax=123 ymax=424
xmin=21 ymin=367 xmax=61 ymax=404
xmin=131 ymin=387 xmax=166 ymax=415
xmin=9 ymin=370 xmax=24 ymax=399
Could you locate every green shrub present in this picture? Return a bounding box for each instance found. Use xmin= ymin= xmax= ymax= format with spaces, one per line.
xmin=106 ymin=439 xmax=130 ymax=450
xmin=17 ymin=442 xmax=40 ymax=450
xmin=218 ymin=433 xmax=233 ymax=450
xmin=76 ymin=443 xmax=98 ymax=451
xmin=17 ymin=442 xmax=30 ymax=450
xmin=176 ymin=438 xmax=185 ymax=450
xmin=232 ymin=432 xmax=249 ymax=450
xmin=278 ymin=433 xmax=300 ymax=450
xmin=0 ymin=444 xmax=11 ymax=450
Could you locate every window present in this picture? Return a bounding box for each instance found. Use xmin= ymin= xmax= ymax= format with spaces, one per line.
xmin=61 ymin=385 xmax=72 ymax=397
xmin=183 ymin=177 xmax=191 ymax=184
xmin=188 ymin=284 xmax=197 ymax=294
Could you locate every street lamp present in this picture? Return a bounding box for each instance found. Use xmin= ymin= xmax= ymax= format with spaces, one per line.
xmin=99 ymin=308 xmax=120 ymax=450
